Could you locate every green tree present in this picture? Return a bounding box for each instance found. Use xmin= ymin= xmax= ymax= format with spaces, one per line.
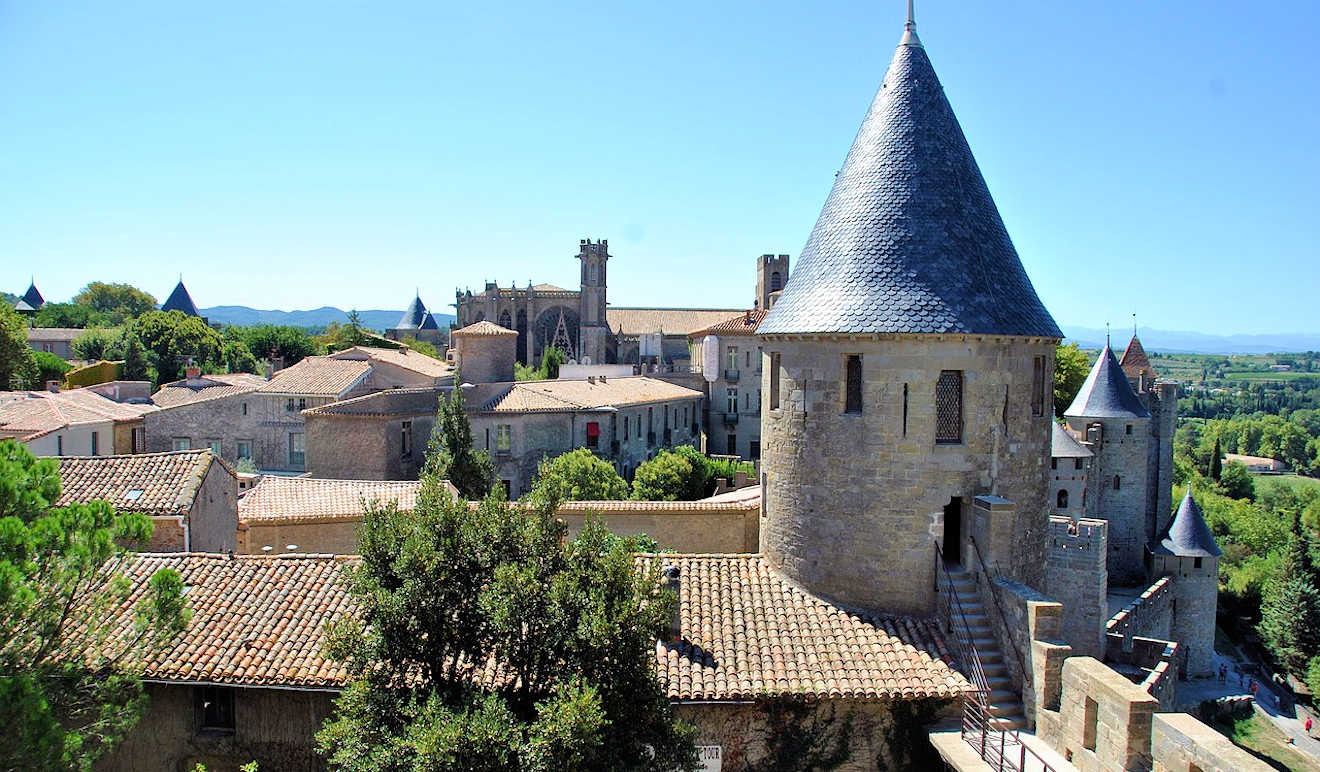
xmin=534 ymin=448 xmax=629 ymax=501
xmin=129 ymin=310 xmax=224 ymax=383
xmin=71 ymin=329 xmax=119 ymax=361
xmin=237 ymin=324 xmax=319 ymax=366
xmin=631 ymin=451 xmax=699 ymax=502
xmin=72 ymin=282 xmax=157 ymax=324
xmin=28 ymin=351 xmax=72 ymax=389
xmin=515 ymin=347 xmax=567 ymax=382
xmin=1260 ymin=513 xmax=1320 ymax=675
xmin=223 ymin=338 xmax=259 ymax=374
xmin=424 ymin=388 xmax=494 ymax=498
xmin=34 ymin=302 xmax=105 ymax=329
xmin=119 ymin=332 xmax=149 ymax=382
xmin=1053 ymin=342 xmax=1090 ymax=418
xmin=0 ymin=441 xmax=190 ymax=770
xmin=0 ymin=304 xmax=38 ymax=389
xmin=316 ymin=475 xmax=696 ymax=771
xmin=1218 ymin=461 xmax=1255 ymax=501
xmin=1210 ymin=437 xmax=1223 ymax=481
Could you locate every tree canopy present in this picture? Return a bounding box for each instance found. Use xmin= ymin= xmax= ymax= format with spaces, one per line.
xmin=316 ymin=473 xmax=696 ymax=771
xmin=0 ymin=441 xmax=189 ymax=770
xmin=0 ymin=304 xmax=37 ymax=389
xmin=630 ymin=446 xmax=754 ymax=502
xmin=236 ymin=324 xmax=318 ymax=367
xmin=129 ymin=310 xmax=224 ymax=383
xmin=424 ymin=388 xmax=494 ymax=499
xmin=1053 ymin=342 xmax=1090 ymax=418
xmin=533 ymin=449 xmax=629 ymax=501
xmin=72 ymin=282 xmax=157 ymax=325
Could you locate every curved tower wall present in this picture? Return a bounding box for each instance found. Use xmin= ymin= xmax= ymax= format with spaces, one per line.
xmin=760 ymin=335 xmax=1055 ymax=615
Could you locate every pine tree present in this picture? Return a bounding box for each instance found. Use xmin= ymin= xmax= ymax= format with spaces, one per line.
xmin=424 ymin=387 xmax=494 ymax=498
xmin=120 ymin=332 xmax=149 ymax=381
xmin=1260 ymin=511 xmax=1320 ymax=674
xmin=1210 ymin=437 xmax=1223 ymax=480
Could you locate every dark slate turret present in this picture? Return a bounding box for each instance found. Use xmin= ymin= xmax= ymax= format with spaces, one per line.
xmin=757 ymin=13 xmax=1060 ymax=338
xmin=1065 ymin=345 xmax=1150 ymax=419
xmin=1150 ymin=489 xmax=1221 ymax=557
xmin=161 ymin=280 xmax=201 ymax=317
xmin=419 ymin=311 xmax=440 ymax=331
xmin=15 ymin=280 xmax=44 ymax=312
xmin=396 ymin=295 xmax=427 ymax=330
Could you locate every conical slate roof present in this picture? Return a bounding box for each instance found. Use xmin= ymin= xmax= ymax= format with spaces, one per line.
xmin=1150 ymin=489 xmax=1222 ymax=557
xmin=161 ymin=280 xmax=200 ymax=317
xmin=757 ymin=16 xmax=1060 ymax=338
xmin=15 ymin=281 xmax=44 ymax=311
xmin=419 ymin=312 xmax=440 ymax=331
xmin=1065 ymin=345 xmax=1150 ymax=420
xmin=1120 ymin=334 xmax=1155 ymax=383
xmin=1051 ymin=422 xmax=1092 ymax=459
xmin=395 ymin=295 xmax=427 ymax=330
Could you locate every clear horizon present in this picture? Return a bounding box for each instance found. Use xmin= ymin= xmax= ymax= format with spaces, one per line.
xmin=2 ymin=1 xmax=1316 ymax=335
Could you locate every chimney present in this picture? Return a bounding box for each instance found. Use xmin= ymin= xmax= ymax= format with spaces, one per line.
xmin=663 ymin=564 xmax=681 ymax=642
xmin=263 ymin=361 xmax=274 ymax=380
xmin=185 ymin=365 xmax=201 ymax=379
xmin=744 ymin=309 xmax=751 ymax=324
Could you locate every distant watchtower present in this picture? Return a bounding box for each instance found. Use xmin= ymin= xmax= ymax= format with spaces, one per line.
xmin=577 ymin=239 xmax=609 ymax=364
xmin=755 ymin=254 xmax=790 ymax=310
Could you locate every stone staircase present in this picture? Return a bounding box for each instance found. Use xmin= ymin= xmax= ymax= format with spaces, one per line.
xmin=939 ymin=564 xmax=1028 ymax=731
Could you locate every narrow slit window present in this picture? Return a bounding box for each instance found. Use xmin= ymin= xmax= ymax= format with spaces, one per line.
xmin=769 ymin=352 xmax=781 ymax=409
xmin=1031 ymin=355 xmax=1046 ymax=417
xmin=902 ymin=383 xmax=909 ymax=436
xmin=844 ymin=355 xmax=862 ymax=414
xmin=936 ymin=370 xmax=963 ymax=444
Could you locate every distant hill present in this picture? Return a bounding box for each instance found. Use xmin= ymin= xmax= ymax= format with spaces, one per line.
xmin=201 ymin=306 xmax=455 ymax=331
xmin=1064 ymin=326 xmax=1320 ymax=355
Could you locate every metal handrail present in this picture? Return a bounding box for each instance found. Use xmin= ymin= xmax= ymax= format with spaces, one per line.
xmin=967 ymin=534 xmax=1033 ymax=688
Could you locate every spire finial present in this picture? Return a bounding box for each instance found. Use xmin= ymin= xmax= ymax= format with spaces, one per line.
xmin=1106 ymin=321 xmax=1111 ymax=347
xmin=900 ymin=0 xmax=922 ymax=47
xmin=1132 ymin=312 xmax=1137 ymax=338
xmin=906 ymin=0 xmax=914 ymax=29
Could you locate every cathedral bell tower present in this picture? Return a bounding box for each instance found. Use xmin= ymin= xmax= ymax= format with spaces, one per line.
xmin=577 ymin=238 xmax=609 ymax=364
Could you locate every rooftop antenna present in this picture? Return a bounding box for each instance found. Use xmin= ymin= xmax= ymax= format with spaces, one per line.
xmin=901 ymin=0 xmax=922 ymax=47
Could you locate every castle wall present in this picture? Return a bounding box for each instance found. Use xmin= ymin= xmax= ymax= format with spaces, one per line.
xmin=1044 ymin=516 xmax=1108 ymax=657
xmin=1149 ymin=552 xmax=1219 ymax=678
xmin=759 ymin=335 xmax=1055 ymax=616
xmin=1070 ymin=415 xmax=1152 ymax=585
xmin=455 ymin=334 xmax=516 ymax=384
xmin=1145 ymin=382 xmax=1179 ymax=538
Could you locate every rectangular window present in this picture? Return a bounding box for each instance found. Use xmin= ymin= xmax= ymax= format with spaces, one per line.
xmin=495 ymin=424 xmax=512 ymax=453
xmin=57 ymin=435 xmax=63 ymax=455
xmin=298 ymin=398 xmax=307 ymax=411
xmin=288 ymin=432 xmax=305 ymax=467
xmin=744 ymin=392 xmax=750 ymax=410
xmin=1082 ymin=696 xmax=1099 ymax=751
xmin=726 ymin=346 xmax=738 ymax=370
xmin=727 ymin=434 xmax=737 ymax=454
xmin=1051 ymin=458 xmax=1058 ymax=470
xmin=745 ymin=350 xmax=751 ymax=368
xmin=624 ymin=416 xmax=630 ymax=440
xmin=1075 ymin=458 xmax=1084 ymax=470
xmin=844 ymin=355 xmax=863 ymax=414
xmin=1031 ymin=355 xmax=1046 ymax=417
xmin=749 ymin=440 xmax=760 ymax=459
xmin=195 ymin=686 xmax=236 ymax=734
xmin=769 ymin=353 xmax=781 ymax=409
xmin=91 ymin=432 xmax=100 ymax=455
xmin=648 ymin=407 xmax=653 ymax=430
xmin=935 ymin=370 xmax=963 ymax=444
xmin=242 ymin=402 xmax=248 ymax=416
xmin=726 ymin=388 xmax=738 ymax=414
xmin=586 ymin=421 xmax=600 ymax=448
xmin=206 ymin=439 xmax=221 ymax=455
xmin=131 ymin=427 xmax=145 ymax=454
xmin=173 ymin=437 xmax=191 ymax=451
xmin=236 ymin=440 xmax=252 ymax=460
xmin=43 ymin=343 xmax=54 ymax=353
xmin=401 ymin=420 xmax=413 ymax=457
xmin=285 ymin=398 xmax=296 ymax=412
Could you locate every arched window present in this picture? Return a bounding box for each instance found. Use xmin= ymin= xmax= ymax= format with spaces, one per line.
xmin=590 ymin=263 xmax=597 ymax=284
xmin=1113 ymin=475 xmax=1121 ymax=491
xmin=1082 ymin=489 xmax=1087 ymax=507
xmin=770 ymin=271 xmax=783 ymax=292
xmin=1057 ymin=489 xmax=1069 ymax=509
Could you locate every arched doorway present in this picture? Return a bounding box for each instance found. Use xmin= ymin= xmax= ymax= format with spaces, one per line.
xmin=942 ymin=496 xmax=963 ymax=565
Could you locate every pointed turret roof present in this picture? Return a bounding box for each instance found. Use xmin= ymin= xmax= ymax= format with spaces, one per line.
xmin=419 ymin=311 xmax=440 ymax=331
xmin=395 ymin=295 xmax=427 ymax=330
xmin=1051 ymin=422 xmax=1092 ymax=459
xmin=1065 ymin=345 xmax=1150 ymax=420
xmin=1150 ymin=489 xmax=1222 ymax=558
xmin=1120 ymin=334 xmax=1155 ymax=383
xmin=15 ymin=280 xmax=44 ymax=312
xmin=161 ymin=280 xmax=200 ymax=317
xmin=757 ymin=11 xmax=1060 ymax=338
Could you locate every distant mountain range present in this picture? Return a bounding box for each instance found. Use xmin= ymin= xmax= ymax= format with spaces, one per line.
xmin=201 ymin=306 xmax=455 ymax=331
xmin=1064 ymin=326 xmax=1320 ymax=355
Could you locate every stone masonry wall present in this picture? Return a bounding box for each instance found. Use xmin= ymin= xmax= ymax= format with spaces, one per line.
xmin=190 ymin=459 xmax=238 ymax=552
xmin=760 ymin=335 xmax=1055 ymax=616
xmin=1070 ymin=415 xmax=1152 ymax=585
xmin=1151 ymin=712 xmax=1273 ymax=772
xmin=1044 ymin=515 xmax=1108 ymax=657
xmin=1048 ymin=656 xmax=1159 ymax=772
xmin=1106 ymin=576 xmax=1173 ymax=645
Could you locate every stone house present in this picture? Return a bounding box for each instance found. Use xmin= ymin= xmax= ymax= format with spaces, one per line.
xmin=26 ymin=327 xmax=83 ymax=361
xmin=303 ymin=388 xmax=442 ymax=480
xmin=1051 ymin=422 xmax=1092 ymax=517
xmin=688 ymin=309 xmax=766 ymax=460
xmin=56 ymin=449 xmax=237 ymax=552
xmin=0 ymin=387 xmax=155 ymax=457
xmin=145 ymin=372 xmax=269 ymax=463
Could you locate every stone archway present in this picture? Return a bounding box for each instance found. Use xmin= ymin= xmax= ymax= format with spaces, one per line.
xmin=533 ymin=306 xmax=579 ymax=363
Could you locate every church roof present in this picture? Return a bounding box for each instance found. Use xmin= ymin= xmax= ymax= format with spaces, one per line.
xmin=395 ymin=295 xmax=428 ymax=330
xmin=1064 ymin=345 xmax=1150 ymax=420
xmin=451 ymin=320 xmax=517 ymax=338
xmin=1051 ymin=423 xmax=1092 ymax=459
xmin=1119 ymin=334 xmax=1156 ymax=382
xmin=1150 ymin=489 xmax=1222 ymax=558
xmin=15 ymin=281 xmax=44 ymax=311
xmin=757 ymin=14 xmax=1060 ymax=339
xmin=160 ymin=280 xmax=201 ymax=317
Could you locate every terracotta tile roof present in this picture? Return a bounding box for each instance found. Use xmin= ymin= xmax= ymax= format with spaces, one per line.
xmin=47 ymin=388 xmax=157 ymax=422
xmin=102 ymin=552 xmax=968 ymax=701
xmin=152 ymin=373 xmax=267 ymax=409
xmin=649 ymin=554 xmax=969 ymax=701
xmin=258 ymin=357 xmax=372 ymax=397
xmin=239 ymin=476 xmax=423 ymax=524
xmin=606 ymin=308 xmax=744 ymax=337
xmin=26 ymin=327 xmax=86 ymax=342
xmin=56 ymin=450 xmax=216 ymax=515
xmin=303 ymin=387 xmax=442 ymax=418
xmin=331 ymin=346 xmax=454 ymax=379
xmin=479 ymin=376 xmax=702 ymax=413
xmin=532 ymin=283 xmax=571 ymax=293
xmin=0 ymin=389 xmax=149 ymax=441
xmin=452 ymin=320 xmax=518 ymax=337
xmin=1119 ymin=334 xmax=1156 ymax=382
xmin=688 ymin=309 xmax=768 ymax=338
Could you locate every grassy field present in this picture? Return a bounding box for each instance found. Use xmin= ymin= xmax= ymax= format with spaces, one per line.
xmin=1256 ymin=475 xmax=1320 ymax=498
xmin=1213 ymin=712 xmax=1320 ymax=771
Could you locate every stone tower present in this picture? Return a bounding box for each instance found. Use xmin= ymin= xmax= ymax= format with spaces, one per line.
xmin=1147 ymin=489 xmax=1221 ymax=677
xmin=577 ymin=239 xmax=609 ymax=364
xmin=756 ymin=11 xmax=1062 ymax=616
xmin=1064 ymin=344 xmax=1153 ymax=585
xmin=755 ymin=254 xmax=790 ymax=310
xmin=451 ymin=320 xmax=517 ymax=384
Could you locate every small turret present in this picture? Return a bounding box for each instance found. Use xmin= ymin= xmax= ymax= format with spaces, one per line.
xmin=1147 ymin=489 xmax=1220 ymax=676
xmin=161 ymin=279 xmax=203 ymax=319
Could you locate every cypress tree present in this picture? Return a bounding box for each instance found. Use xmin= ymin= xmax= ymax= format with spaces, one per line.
xmin=1210 ymin=436 xmax=1223 ymax=480
xmin=423 ymin=386 xmax=494 ymax=498
xmin=1260 ymin=511 xmax=1320 ymax=674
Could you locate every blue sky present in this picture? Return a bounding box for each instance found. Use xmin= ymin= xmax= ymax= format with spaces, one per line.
xmin=1 ymin=1 xmax=1316 ymax=334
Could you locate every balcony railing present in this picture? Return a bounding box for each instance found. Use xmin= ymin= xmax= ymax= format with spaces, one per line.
xmin=724 ymin=368 xmax=740 ymax=382
xmin=723 ymin=412 xmax=739 ymax=426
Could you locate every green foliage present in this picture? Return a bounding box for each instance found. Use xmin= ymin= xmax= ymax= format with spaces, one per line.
xmin=533 ymin=449 xmax=629 ymax=501
xmin=515 ymin=347 xmax=566 ymax=381
xmin=320 ymin=310 xmax=395 ymax=354
xmin=316 ymin=474 xmax=697 ymax=771
xmin=631 ymin=446 xmax=755 ymax=502
xmin=72 ymin=282 xmax=156 ymax=325
xmin=34 ymin=302 xmax=103 ymax=329
xmin=759 ymin=700 xmax=855 ymax=771
xmin=401 ymin=337 xmax=440 ymax=359
xmin=235 ymin=324 xmax=319 ymax=366
xmin=119 ymin=332 xmax=149 ymax=382
xmin=129 ymin=310 xmax=224 ymax=384
xmin=72 ymin=329 xmax=119 ymax=361
xmin=0 ymin=441 xmax=190 ymax=771
xmin=1217 ymin=461 xmax=1255 ymax=501
xmin=1210 ymin=437 xmax=1223 ymax=480
xmin=0 ymin=304 xmax=37 ymax=390
xmin=29 ymin=351 xmax=72 ymax=388
xmin=1259 ymin=572 xmax=1320 ymax=675
xmin=424 ymin=388 xmax=494 ymax=498
xmin=1053 ymin=342 xmax=1090 ymax=418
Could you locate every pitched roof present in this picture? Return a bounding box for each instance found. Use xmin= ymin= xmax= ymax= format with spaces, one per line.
xmin=688 ymin=309 xmax=768 ymax=338
xmin=1064 ymin=345 xmax=1150 ymax=420
xmin=258 ymin=357 xmax=372 ymax=397
xmin=99 ymin=552 xmax=967 ymax=700
xmin=478 ymin=376 xmax=702 ymax=413
xmin=0 ymin=389 xmax=151 ymax=442
xmin=45 ymin=388 xmax=156 ymax=422
xmin=303 ymin=387 xmax=442 ymax=418
xmin=160 ymin=280 xmax=201 ymax=317
xmin=756 ymin=19 xmax=1060 ymax=339
xmin=56 ymin=450 xmax=217 ymax=515
xmin=606 ymin=308 xmax=745 ymax=337
xmin=27 ymin=327 xmax=86 ymax=342
xmin=451 ymin=320 xmax=517 ymax=337
xmin=1150 ymin=490 xmax=1222 ymax=558
xmin=1119 ymin=334 xmax=1156 ymax=383
xmin=240 ymin=477 xmax=424 ymax=524
xmin=395 ymin=295 xmax=428 ymax=330
xmin=419 ymin=312 xmax=440 ymax=331
xmin=151 ymin=373 xmax=267 ymax=409
xmin=17 ymin=281 xmax=44 ymax=311
xmin=532 ymin=283 xmax=571 ymax=293
xmin=1051 ymin=423 xmax=1092 ymax=459
xmin=330 ymin=346 xmax=453 ymax=379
